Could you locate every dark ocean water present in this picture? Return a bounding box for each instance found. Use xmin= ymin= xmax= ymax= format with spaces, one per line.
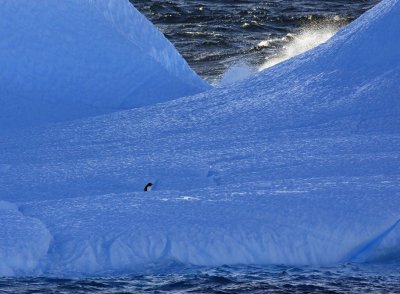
xmin=1 ymin=264 xmax=400 ymax=293
xmin=133 ymin=0 xmax=380 ymax=83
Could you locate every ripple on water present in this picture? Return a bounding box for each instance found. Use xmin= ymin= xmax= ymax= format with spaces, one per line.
xmin=133 ymin=0 xmax=380 ymax=83
xmin=1 ymin=264 xmax=400 ymax=293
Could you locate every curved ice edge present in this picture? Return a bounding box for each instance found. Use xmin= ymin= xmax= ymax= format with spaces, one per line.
xmin=0 ymin=201 xmax=52 ymax=276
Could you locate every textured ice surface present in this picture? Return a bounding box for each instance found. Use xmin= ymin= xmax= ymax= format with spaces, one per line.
xmin=0 ymin=0 xmax=209 ymax=128
xmin=0 ymin=0 xmax=399 ymax=276
xmin=0 ymin=202 xmax=51 ymax=276
xmin=19 ymin=190 xmax=400 ymax=275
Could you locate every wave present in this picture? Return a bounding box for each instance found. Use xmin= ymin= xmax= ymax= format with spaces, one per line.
xmin=218 ymin=22 xmax=341 ymax=85
xmin=258 ymin=24 xmax=339 ymax=71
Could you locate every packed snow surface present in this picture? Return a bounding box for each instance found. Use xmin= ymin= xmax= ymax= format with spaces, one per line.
xmin=0 ymin=0 xmax=399 ymax=276
xmin=0 ymin=0 xmax=209 ymax=128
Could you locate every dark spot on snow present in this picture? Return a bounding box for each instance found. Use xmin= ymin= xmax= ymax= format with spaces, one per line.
xmin=144 ymin=182 xmax=153 ymax=192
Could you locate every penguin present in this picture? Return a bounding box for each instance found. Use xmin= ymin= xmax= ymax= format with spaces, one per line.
xmin=144 ymin=182 xmax=153 ymax=192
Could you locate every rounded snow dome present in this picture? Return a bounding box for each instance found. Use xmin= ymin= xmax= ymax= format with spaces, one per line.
xmin=0 ymin=0 xmax=210 ymax=128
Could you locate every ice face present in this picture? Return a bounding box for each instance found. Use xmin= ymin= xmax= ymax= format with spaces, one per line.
xmin=0 ymin=0 xmax=399 ymax=276
xmin=0 ymin=0 xmax=210 ymax=129
xmin=0 ymin=202 xmax=51 ymax=276
xmin=13 ymin=191 xmax=399 ymax=275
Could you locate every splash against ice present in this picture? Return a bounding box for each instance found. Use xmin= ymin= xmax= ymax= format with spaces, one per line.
xmin=258 ymin=25 xmax=338 ymax=70
xmin=219 ymin=23 xmax=340 ymax=85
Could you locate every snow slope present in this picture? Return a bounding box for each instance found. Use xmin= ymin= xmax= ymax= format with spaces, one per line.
xmin=0 ymin=0 xmax=399 ymax=276
xmin=0 ymin=0 xmax=209 ymax=128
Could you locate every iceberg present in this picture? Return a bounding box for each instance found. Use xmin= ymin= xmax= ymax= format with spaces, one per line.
xmin=0 ymin=0 xmax=210 ymax=128
xmin=0 ymin=0 xmax=399 ymax=276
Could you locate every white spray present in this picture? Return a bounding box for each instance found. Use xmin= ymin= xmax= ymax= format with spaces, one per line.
xmin=218 ymin=23 xmax=340 ymax=86
xmin=259 ymin=25 xmax=339 ymax=71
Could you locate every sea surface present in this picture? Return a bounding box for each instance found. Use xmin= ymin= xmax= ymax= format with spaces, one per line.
xmin=3 ymin=1 xmax=399 ymax=294
xmin=133 ymin=0 xmax=380 ymax=83
xmin=1 ymin=264 xmax=400 ymax=293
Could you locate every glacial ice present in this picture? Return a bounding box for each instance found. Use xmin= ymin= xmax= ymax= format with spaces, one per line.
xmin=0 ymin=0 xmax=209 ymax=128
xmin=0 ymin=202 xmax=51 ymax=276
xmin=0 ymin=0 xmax=399 ymax=276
